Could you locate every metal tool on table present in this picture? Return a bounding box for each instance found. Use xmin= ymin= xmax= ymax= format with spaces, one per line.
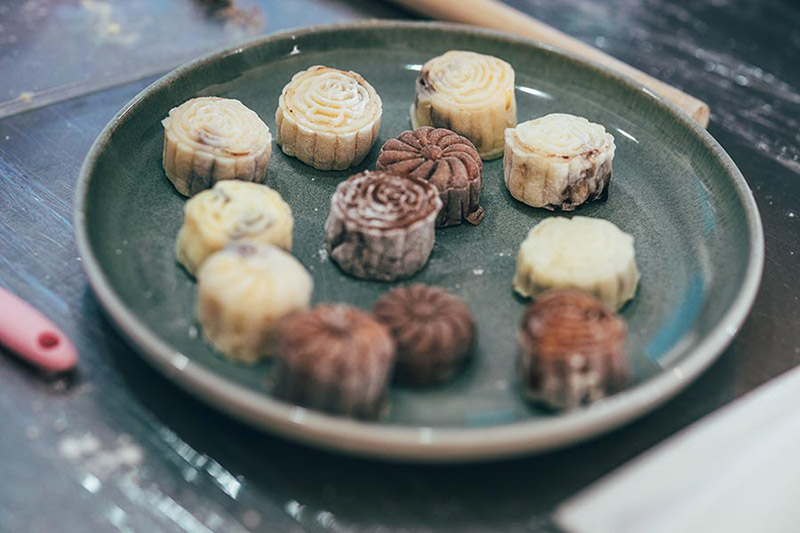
xmin=0 ymin=287 xmax=78 ymax=373
xmin=389 ymin=0 xmax=710 ymax=127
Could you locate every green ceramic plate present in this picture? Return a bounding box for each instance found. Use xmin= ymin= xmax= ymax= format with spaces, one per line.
xmin=75 ymin=21 xmax=763 ymax=461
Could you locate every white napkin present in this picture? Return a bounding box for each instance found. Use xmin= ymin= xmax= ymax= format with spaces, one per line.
xmin=555 ymin=364 xmax=800 ymax=533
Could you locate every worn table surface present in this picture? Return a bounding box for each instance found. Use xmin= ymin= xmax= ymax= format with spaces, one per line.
xmin=1 ymin=1 xmax=799 ymax=531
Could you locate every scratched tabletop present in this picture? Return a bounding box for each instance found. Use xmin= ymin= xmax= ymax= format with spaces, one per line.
xmin=1 ymin=1 xmax=799 ymax=531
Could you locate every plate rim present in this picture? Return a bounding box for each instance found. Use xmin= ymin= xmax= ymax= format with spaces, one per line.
xmin=74 ymin=19 xmax=764 ymax=461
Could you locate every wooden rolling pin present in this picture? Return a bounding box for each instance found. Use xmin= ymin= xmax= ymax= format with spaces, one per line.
xmin=389 ymin=0 xmax=710 ymax=127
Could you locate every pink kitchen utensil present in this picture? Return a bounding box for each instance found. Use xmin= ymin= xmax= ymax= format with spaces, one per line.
xmin=0 ymin=287 xmax=77 ymax=372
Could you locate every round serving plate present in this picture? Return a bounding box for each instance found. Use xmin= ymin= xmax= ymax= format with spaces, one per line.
xmin=74 ymin=21 xmax=763 ymax=461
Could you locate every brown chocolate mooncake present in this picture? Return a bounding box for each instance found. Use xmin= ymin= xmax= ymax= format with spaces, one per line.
xmin=273 ymin=304 xmax=396 ymax=419
xmin=376 ymin=127 xmax=484 ymax=227
xmin=324 ymin=170 xmax=442 ymax=281
xmin=374 ymin=284 xmax=475 ymax=386
xmin=518 ymin=290 xmax=629 ymax=410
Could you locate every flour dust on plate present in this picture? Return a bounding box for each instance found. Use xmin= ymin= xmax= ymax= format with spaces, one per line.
xmin=74 ymin=21 xmax=763 ymax=461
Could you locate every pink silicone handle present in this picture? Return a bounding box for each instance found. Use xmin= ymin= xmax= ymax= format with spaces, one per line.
xmin=0 ymin=287 xmax=77 ymax=372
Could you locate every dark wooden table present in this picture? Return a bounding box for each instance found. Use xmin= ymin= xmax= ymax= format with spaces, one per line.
xmin=1 ymin=1 xmax=798 ymax=531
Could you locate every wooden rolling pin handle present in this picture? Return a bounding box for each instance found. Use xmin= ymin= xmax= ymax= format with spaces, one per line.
xmin=390 ymin=0 xmax=710 ymax=127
